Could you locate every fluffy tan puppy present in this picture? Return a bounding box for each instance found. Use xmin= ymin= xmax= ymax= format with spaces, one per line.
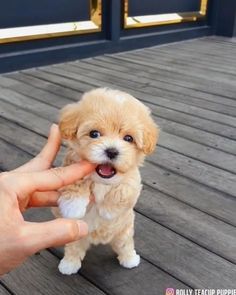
xmin=55 ymin=88 xmax=159 ymax=275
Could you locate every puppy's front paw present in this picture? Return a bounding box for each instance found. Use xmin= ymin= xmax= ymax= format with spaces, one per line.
xmin=58 ymin=258 xmax=81 ymax=275
xmin=58 ymin=196 xmax=89 ymax=219
xmin=98 ymin=207 xmax=114 ymax=220
xmin=119 ymin=253 xmax=140 ymax=269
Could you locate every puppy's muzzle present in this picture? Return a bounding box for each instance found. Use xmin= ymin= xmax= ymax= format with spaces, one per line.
xmin=105 ymin=148 xmax=119 ymax=160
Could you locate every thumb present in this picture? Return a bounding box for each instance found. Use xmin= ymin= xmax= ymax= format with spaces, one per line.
xmin=23 ymin=219 xmax=88 ymax=254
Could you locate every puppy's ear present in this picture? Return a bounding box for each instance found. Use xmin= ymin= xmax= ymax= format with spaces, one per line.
xmin=142 ymin=113 xmax=159 ymax=155
xmin=59 ymin=103 xmax=81 ymax=140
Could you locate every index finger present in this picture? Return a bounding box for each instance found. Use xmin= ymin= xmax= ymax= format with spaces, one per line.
xmin=10 ymin=161 xmax=95 ymax=195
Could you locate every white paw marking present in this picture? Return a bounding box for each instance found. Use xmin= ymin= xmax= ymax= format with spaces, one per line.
xmin=98 ymin=207 xmax=114 ymax=220
xmin=58 ymin=196 xmax=89 ymax=219
xmin=120 ymin=253 xmax=140 ymax=269
xmin=58 ymin=258 xmax=81 ymax=275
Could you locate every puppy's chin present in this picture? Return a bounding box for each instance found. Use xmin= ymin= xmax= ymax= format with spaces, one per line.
xmin=90 ymin=170 xmax=124 ymax=185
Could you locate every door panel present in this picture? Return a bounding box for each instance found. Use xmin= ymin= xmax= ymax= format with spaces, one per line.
xmin=129 ymin=0 xmax=201 ymax=17
xmin=0 ymin=0 xmax=90 ymax=29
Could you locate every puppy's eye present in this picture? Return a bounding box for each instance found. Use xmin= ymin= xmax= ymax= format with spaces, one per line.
xmin=89 ymin=130 xmax=101 ymax=138
xmin=123 ymin=135 xmax=133 ymax=143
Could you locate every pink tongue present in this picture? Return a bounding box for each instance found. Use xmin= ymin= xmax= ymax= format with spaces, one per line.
xmin=98 ymin=164 xmax=114 ymax=176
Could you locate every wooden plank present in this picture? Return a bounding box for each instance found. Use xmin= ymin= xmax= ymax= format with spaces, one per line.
xmin=154 ymin=38 xmax=235 ymax=55
xmin=97 ymin=54 xmax=236 ymax=106
xmin=8 ymin=67 xmax=235 ymax=157
xmin=10 ymin=70 xmax=236 ymax=156
xmin=0 ymin=117 xmax=64 ymax=167
xmin=0 ymin=117 xmax=47 ymax=157
xmin=151 ymin=106 xmax=236 ymax=140
xmin=145 ymin=46 xmax=236 ymax=75
xmin=141 ymin=162 xmax=236 ymax=226
xmin=40 ymin=65 xmax=236 ymax=140
xmin=0 ymin=99 xmax=51 ymax=136
xmin=62 ymin=60 xmax=236 ymax=107
xmin=98 ymin=55 xmax=236 ymax=108
xmin=170 ymin=40 xmax=236 ymax=59
xmin=103 ymin=47 xmax=236 ymax=72
xmin=159 ymin=131 xmax=236 ymax=173
xmin=137 ymin=185 xmax=236 ymax=263
xmin=92 ymin=56 xmax=236 ymax=113
xmin=0 ymin=87 xmax=58 ymax=121
xmin=2 ymin=251 xmax=105 ymax=295
xmin=6 ymin=67 xmax=236 ymax=156
xmin=29 ymin=60 xmax=236 ymax=113
xmin=98 ymin=54 xmax=236 ymax=100
xmin=5 ymin=72 xmax=81 ymax=102
xmin=149 ymin=146 xmax=236 ymax=197
xmin=23 ymin=68 xmax=96 ymax=93
xmin=39 ymin=59 xmax=236 ymax=122
xmin=49 ymin=62 xmax=236 ymax=129
xmin=19 ymin=68 xmax=94 ymax=94
xmin=156 ymin=116 xmax=236 ymax=156
xmin=99 ymin=51 xmax=236 ymax=78
xmin=126 ymin=50 xmax=236 ymax=84
xmin=206 ymin=37 xmax=236 ymax=47
xmin=0 ymin=75 xmax=74 ymax=108
xmin=86 ymin=54 xmax=236 ymax=93
xmin=75 ymin=59 xmax=236 ymax=112
xmin=134 ymin=214 xmax=236 ymax=289
xmin=152 ymin=39 xmax=236 ymax=61
xmin=198 ymin=37 xmax=236 ymax=47
xmin=0 ymin=284 xmax=10 ymax=295
xmin=146 ymin=46 xmax=236 ymax=70
xmin=0 ymin=139 xmax=31 ymax=171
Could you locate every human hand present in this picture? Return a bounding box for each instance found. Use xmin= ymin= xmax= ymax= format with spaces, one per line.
xmin=0 ymin=124 xmax=95 ymax=275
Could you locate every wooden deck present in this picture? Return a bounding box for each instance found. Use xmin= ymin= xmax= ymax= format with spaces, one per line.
xmin=0 ymin=36 xmax=236 ymax=294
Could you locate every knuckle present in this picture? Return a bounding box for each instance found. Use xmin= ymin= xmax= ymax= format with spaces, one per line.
xmin=50 ymin=167 xmax=66 ymax=187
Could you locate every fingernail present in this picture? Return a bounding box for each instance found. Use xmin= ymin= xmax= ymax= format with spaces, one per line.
xmin=77 ymin=220 xmax=88 ymax=237
xmin=50 ymin=123 xmax=58 ymax=131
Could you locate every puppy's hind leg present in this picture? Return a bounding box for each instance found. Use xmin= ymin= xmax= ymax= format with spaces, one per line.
xmin=58 ymin=238 xmax=90 ymax=275
xmin=111 ymin=230 xmax=140 ymax=269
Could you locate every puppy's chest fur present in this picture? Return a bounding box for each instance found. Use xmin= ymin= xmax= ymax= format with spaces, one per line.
xmin=88 ymin=182 xmax=112 ymax=229
xmin=83 ymin=182 xmax=123 ymax=244
xmin=84 ymin=182 xmax=119 ymax=225
xmin=92 ymin=182 xmax=111 ymax=203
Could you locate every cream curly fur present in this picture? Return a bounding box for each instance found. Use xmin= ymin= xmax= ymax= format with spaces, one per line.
xmin=53 ymin=88 xmax=159 ymax=275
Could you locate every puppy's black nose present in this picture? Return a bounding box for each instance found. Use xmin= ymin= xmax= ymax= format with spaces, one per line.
xmin=105 ymin=148 xmax=119 ymax=160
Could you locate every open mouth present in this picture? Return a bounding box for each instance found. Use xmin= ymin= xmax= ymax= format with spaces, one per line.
xmin=96 ymin=163 xmax=117 ymax=179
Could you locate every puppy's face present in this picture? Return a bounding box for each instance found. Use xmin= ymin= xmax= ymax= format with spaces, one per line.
xmin=59 ymin=88 xmax=159 ymax=184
